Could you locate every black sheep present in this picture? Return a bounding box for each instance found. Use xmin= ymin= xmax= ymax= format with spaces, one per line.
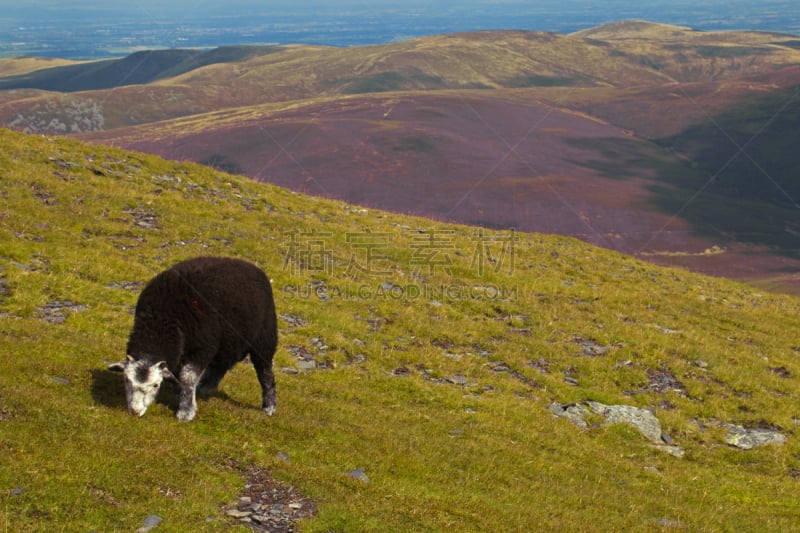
xmin=109 ymin=256 xmax=278 ymax=421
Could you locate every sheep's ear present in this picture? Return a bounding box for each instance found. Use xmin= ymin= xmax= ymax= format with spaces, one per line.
xmin=157 ymin=361 xmax=177 ymax=382
xmin=108 ymin=355 xmax=134 ymax=372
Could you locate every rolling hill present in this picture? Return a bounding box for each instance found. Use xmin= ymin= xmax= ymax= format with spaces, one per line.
xmin=1 ymin=21 xmax=799 ymax=293
xmin=0 ymin=46 xmax=282 ymax=92
xmin=2 ymin=126 xmax=800 ymax=531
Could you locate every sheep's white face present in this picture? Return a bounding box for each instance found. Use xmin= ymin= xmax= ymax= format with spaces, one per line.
xmin=108 ymin=357 xmax=175 ymax=417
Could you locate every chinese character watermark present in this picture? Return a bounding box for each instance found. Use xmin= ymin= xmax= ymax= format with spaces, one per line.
xmin=409 ymin=229 xmax=455 ymax=276
xmin=281 ymin=226 xmax=516 ymax=280
xmin=282 ymin=230 xmax=334 ymax=275
xmin=470 ymin=228 xmax=515 ymax=276
xmin=345 ymin=231 xmax=393 ymax=276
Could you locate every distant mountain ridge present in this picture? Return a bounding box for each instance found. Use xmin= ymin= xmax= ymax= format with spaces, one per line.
xmin=1 ymin=21 xmax=799 ymax=293
xmin=0 ymin=45 xmax=280 ymax=92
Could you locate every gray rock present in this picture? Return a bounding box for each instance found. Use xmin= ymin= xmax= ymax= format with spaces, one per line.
xmin=296 ymin=360 xmax=317 ymax=371
xmin=654 ymin=445 xmax=685 ymax=458
xmin=723 ymin=424 xmax=786 ymax=450
xmin=446 ymin=374 xmax=468 ymax=386
xmin=135 ymin=515 xmax=163 ymax=533
xmin=347 ymin=468 xmax=370 ymax=483
xmin=575 ymin=338 xmax=611 ymax=356
xmin=653 ymin=517 xmax=683 ymax=528
xmin=550 ymin=402 xmax=591 ymax=429
xmin=226 ymin=509 xmax=253 ymax=518
xmin=550 ymin=402 xmax=684 ymax=455
xmin=588 ymin=402 xmax=663 ymax=443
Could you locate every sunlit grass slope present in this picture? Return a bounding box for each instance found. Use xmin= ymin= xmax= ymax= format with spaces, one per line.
xmin=2 ymin=128 xmax=800 ymax=531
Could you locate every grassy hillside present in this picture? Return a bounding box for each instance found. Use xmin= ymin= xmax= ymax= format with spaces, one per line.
xmin=2 ymin=128 xmax=800 ymax=531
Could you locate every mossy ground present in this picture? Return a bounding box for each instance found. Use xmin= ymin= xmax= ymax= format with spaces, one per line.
xmin=2 ymin=128 xmax=800 ymax=531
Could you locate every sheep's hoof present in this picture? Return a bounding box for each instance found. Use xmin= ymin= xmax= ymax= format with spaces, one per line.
xmin=176 ymin=407 xmax=197 ymax=422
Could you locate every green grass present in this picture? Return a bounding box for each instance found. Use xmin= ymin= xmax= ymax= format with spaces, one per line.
xmin=2 ymin=128 xmax=800 ymax=531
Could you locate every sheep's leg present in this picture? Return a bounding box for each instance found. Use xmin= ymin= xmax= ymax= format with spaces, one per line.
xmin=251 ymin=348 xmax=277 ymax=416
xmin=176 ymin=363 xmax=202 ymax=422
xmin=197 ymin=357 xmax=234 ymax=395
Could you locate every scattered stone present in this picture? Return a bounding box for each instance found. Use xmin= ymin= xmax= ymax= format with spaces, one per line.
xmin=310 ymin=280 xmax=330 ymax=301
xmin=279 ymin=313 xmax=307 ymax=328
xmin=287 ymin=343 xmax=330 ymax=372
xmin=768 ymin=366 xmax=791 ymax=378
xmin=443 ymin=351 xmax=463 ymax=360
xmin=723 ymin=423 xmax=786 ymax=450
xmin=574 ymin=337 xmax=611 ymax=356
xmin=36 ymin=300 xmax=87 ymax=324
xmin=286 ymin=346 xmax=312 ymax=360
xmin=654 ymin=445 xmax=686 ymax=458
xmin=347 ymin=468 xmax=370 ymax=483
xmin=52 ymin=376 xmax=71 ymax=385
xmin=223 ymin=465 xmax=316 ymax=532
xmin=564 ymin=376 xmax=579 ymax=386
xmin=295 ymin=360 xmax=317 ymax=371
xmin=694 ymin=360 xmax=709 ymax=369
xmin=135 ymin=514 xmax=163 ymax=533
xmin=124 ymin=207 xmax=159 ymax=229
xmin=653 ymin=325 xmax=681 ymax=334
xmin=106 ymin=281 xmax=144 ymax=291
xmin=529 ymin=358 xmax=551 ymax=374
xmin=647 ymin=366 xmax=687 ymax=396
xmin=0 ymin=272 xmax=9 ymax=304
xmin=13 ymin=261 xmax=39 ymax=272
xmin=391 ymin=366 xmax=412 ymax=377
xmin=11 ymin=487 xmax=23 ymax=496
xmin=310 ymin=337 xmax=329 ymax=354
xmin=275 ymin=452 xmax=290 ymax=463
xmin=349 ymin=353 xmax=367 ymax=364
xmin=446 ymin=374 xmax=468 ymax=386
xmin=0 ymin=402 xmax=12 ymax=422
xmin=653 ymin=517 xmax=683 ymax=529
